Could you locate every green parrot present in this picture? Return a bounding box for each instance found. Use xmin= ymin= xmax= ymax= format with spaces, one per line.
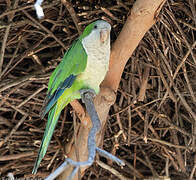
xmin=32 ymin=20 xmax=111 ymax=174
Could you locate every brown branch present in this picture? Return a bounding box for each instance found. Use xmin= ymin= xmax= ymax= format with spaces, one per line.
xmin=103 ymin=0 xmax=166 ymax=91
xmin=61 ymin=0 xmax=82 ymax=35
xmin=96 ymin=160 xmax=129 ymax=180
xmin=0 ymin=114 xmax=28 ymax=148
xmin=0 ymin=0 xmax=19 ymax=75
xmin=0 ymin=152 xmax=34 ymax=161
xmin=59 ymin=0 xmax=166 ymax=179
xmin=22 ymin=10 xmax=67 ymax=50
xmin=138 ymin=66 xmax=150 ymax=101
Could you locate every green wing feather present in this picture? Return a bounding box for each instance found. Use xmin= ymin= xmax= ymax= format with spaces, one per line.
xmin=39 ymin=39 xmax=87 ymax=119
xmin=48 ymin=39 xmax=87 ymax=94
xmin=32 ymin=38 xmax=87 ymax=174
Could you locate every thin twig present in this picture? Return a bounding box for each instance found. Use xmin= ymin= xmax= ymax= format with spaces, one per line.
xmin=0 ymin=0 xmax=19 ymax=75
xmin=0 ymin=114 xmax=28 ymax=147
xmin=0 ymin=152 xmax=34 ymax=161
xmin=0 ymin=25 xmax=11 ymax=75
xmin=22 ymin=10 xmax=67 ymax=50
xmin=96 ymin=160 xmax=128 ymax=180
xmin=0 ymin=1 xmax=59 ymax=19
xmin=61 ymin=0 xmax=82 ymax=34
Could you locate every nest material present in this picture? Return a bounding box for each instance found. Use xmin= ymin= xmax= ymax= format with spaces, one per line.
xmin=0 ymin=0 xmax=196 ymax=179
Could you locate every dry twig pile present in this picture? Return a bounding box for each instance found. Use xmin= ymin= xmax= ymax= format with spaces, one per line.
xmin=0 ymin=0 xmax=196 ymax=179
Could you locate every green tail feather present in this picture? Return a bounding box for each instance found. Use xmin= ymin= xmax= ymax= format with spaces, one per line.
xmin=32 ymin=104 xmax=60 ymax=174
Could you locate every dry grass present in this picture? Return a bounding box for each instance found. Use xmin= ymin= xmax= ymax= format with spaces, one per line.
xmin=0 ymin=0 xmax=196 ymax=179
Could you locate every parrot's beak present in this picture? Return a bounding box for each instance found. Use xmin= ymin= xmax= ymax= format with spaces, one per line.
xmin=100 ymin=29 xmax=109 ymax=43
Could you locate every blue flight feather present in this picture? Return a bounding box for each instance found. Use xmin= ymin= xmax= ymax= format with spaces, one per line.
xmin=40 ymin=74 xmax=76 ymax=119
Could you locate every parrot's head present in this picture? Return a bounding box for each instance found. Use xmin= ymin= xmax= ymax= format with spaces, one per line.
xmin=80 ymin=20 xmax=111 ymax=46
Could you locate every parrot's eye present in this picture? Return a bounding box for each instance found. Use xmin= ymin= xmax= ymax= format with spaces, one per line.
xmin=94 ymin=25 xmax=97 ymax=29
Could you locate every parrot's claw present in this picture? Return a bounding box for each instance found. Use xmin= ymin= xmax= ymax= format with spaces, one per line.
xmin=79 ymin=89 xmax=97 ymax=104
xmin=79 ymin=89 xmax=96 ymax=98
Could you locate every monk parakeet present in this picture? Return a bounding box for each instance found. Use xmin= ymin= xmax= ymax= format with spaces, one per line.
xmin=32 ymin=20 xmax=111 ymax=174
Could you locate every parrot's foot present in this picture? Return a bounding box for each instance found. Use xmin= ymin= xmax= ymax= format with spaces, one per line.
xmin=79 ymin=88 xmax=96 ymax=99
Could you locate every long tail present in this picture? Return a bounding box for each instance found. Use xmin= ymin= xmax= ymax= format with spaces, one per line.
xmin=32 ymin=103 xmax=61 ymax=174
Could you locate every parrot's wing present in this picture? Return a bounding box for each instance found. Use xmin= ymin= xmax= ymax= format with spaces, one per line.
xmin=40 ymin=39 xmax=87 ymax=118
